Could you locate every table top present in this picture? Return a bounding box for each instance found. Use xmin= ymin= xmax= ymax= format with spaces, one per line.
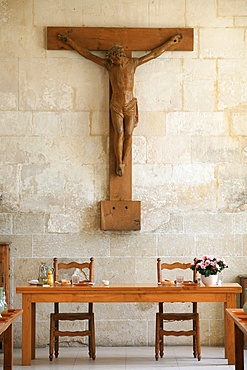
xmin=0 ymin=309 xmax=23 ymax=335
xmin=226 ymin=308 xmax=247 ymax=335
xmin=16 ymin=283 xmax=242 ymax=303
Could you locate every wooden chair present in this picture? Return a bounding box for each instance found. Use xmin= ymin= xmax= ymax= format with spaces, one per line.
xmin=49 ymin=257 xmax=96 ymax=361
xmin=155 ymin=258 xmax=201 ymax=361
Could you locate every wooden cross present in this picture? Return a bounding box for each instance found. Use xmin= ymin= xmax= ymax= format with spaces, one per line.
xmin=47 ymin=27 xmax=193 ymax=231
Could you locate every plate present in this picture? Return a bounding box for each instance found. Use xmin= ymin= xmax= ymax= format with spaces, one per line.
xmin=73 ymin=281 xmax=94 ymax=286
xmin=55 ymin=280 xmax=71 ymax=286
xmin=28 ymin=280 xmax=39 ymax=285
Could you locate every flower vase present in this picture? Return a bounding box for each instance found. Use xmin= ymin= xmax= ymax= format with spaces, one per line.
xmin=201 ymin=274 xmax=218 ymax=286
xmin=0 ymin=287 xmax=5 ymax=317
xmin=243 ymin=289 xmax=247 ymax=313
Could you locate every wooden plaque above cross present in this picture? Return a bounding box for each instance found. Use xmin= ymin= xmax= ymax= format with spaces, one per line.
xmin=47 ymin=27 xmax=193 ymax=231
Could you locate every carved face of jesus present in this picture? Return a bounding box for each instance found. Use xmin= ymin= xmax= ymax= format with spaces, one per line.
xmin=106 ymin=45 xmax=126 ymax=65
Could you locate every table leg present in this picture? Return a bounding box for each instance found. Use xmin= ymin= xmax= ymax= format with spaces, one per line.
xmin=224 ymin=294 xmax=236 ymax=365
xmin=31 ymin=302 xmax=36 ymax=359
xmin=22 ymin=295 xmax=32 ymax=366
xmin=4 ymin=324 xmax=13 ymax=370
xmin=235 ymin=323 xmax=244 ymax=370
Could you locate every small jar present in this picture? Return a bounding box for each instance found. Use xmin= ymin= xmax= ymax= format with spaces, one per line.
xmin=47 ymin=271 xmax=54 ymax=286
xmin=72 ymin=273 xmax=79 ymax=285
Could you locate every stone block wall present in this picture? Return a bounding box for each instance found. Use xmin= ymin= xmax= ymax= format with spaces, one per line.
xmin=0 ymin=0 xmax=247 ymax=348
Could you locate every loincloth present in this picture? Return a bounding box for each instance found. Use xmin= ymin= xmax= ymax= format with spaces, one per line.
xmin=110 ymin=97 xmax=138 ymax=127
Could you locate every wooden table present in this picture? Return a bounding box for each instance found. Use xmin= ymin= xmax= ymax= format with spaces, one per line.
xmin=16 ymin=283 xmax=241 ymax=366
xmin=0 ymin=309 xmax=23 ymax=370
xmin=226 ymin=308 xmax=247 ymax=370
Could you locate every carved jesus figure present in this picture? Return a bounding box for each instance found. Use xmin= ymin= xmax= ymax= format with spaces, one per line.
xmin=58 ymin=33 xmax=182 ymax=176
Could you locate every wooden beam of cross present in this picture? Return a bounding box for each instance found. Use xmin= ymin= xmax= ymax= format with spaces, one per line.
xmin=47 ymin=27 xmax=193 ymax=231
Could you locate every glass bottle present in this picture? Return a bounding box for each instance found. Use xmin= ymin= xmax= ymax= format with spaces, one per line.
xmin=243 ymin=288 xmax=247 ymax=313
xmin=38 ymin=262 xmax=48 ymax=285
xmin=0 ymin=288 xmax=5 ymax=317
xmin=2 ymin=290 xmax=8 ymax=313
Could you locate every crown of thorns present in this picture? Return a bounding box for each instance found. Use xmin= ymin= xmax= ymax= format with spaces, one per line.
xmin=106 ymin=45 xmax=125 ymax=59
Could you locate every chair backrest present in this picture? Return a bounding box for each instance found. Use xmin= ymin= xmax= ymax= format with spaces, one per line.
xmin=53 ymin=257 xmax=94 ymax=283
xmin=157 ymin=258 xmax=196 ymax=284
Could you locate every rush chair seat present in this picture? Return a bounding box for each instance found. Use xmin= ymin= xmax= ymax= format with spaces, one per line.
xmin=155 ymin=258 xmax=201 ymax=361
xmin=49 ymin=257 xmax=96 ymax=361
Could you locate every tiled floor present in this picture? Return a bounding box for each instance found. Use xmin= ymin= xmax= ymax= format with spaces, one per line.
xmin=5 ymin=346 xmax=240 ymax=369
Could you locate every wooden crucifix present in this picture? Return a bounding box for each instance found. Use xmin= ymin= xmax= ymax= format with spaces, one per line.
xmin=47 ymin=27 xmax=193 ymax=231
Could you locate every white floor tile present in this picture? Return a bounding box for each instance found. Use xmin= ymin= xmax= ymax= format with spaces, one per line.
xmin=1 ymin=346 xmax=238 ymax=369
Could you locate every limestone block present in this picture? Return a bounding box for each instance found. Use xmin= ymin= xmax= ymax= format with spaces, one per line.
xmin=64 ymin=164 xmax=95 ymax=208
xmin=95 ymin=319 xmax=148 ymax=346
xmin=91 ymin=111 xmax=109 ymax=136
xmin=232 ymin=112 xmax=247 ymax=136
xmin=191 ymin=136 xmax=240 ymax=163
xmin=13 ymin=213 xmax=45 ymax=234
xmin=157 ymin=235 xmax=196 ymax=258
xmin=134 ymin=257 xmax=157 ymax=283
xmin=147 ymin=0 xmax=186 ymax=27
xmin=154 ymin=213 xmax=184 ymax=234
xmin=241 ymin=138 xmax=247 ymax=164
xmin=134 ymin=164 xmax=172 ymax=187
xmin=1 ymin=235 xmax=32 ymax=258
xmin=34 ymin=0 xmax=83 ymax=26
xmin=134 ymin=111 xmax=166 ymax=136
xmin=184 ymin=213 xmax=233 ymax=235
xmin=235 ymin=17 xmax=247 ymax=26
xmin=183 ymin=59 xmax=217 ymax=111
xmin=209 ymin=318 xmax=224 ymax=346
xmin=133 ymin=136 xmax=146 ymax=164
xmin=0 ymin=164 xmax=20 ymax=211
xmin=217 ymin=164 xmax=247 ymax=211
xmin=200 ymin=28 xmax=245 ymax=58
xmin=0 ymin=0 xmax=32 ymax=26
xmin=0 ymin=213 xmax=11 ymax=234
xmin=166 ymin=112 xmax=228 ymax=136
xmin=33 ymin=112 xmax=91 ymax=136
xmin=234 ymin=212 xmax=247 ymax=234
xmin=19 ymin=163 xmax=65 ymax=213
xmin=48 ymin=213 xmax=79 ymax=233
xmin=94 ymin=302 xmax=156 ymax=321
xmin=0 ymin=26 xmax=44 ymax=58
xmin=218 ymin=0 xmax=247 ymax=16
xmin=94 ymin=256 xmax=135 ymax=284
xmin=186 ymin=0 xmax=233 ymax=27
xmin=0 ymin=59 xmax=18 ymax=110
xmin=80 ymin=204 xmax=101 ymax=231
xmin=109 ymin=234 xmax=156 ymax=257
xmin=19 ymin=58 xmax=108 ymax=111
xmin=196 ymin=235 xmax=242 ymax=257
xmin=81 ymin=0 xmax=149 ymax=27
xmin=146 ymin=136 xmax=191 ymax=164
xmin=94 ymin=163 xmax=109 ymax=201
xmin=0 ymin=111 xmax=32 ymax=135
xmin=141 ymin=201 xmax=170 ymax=232
xmin=218 ymin=60 xmax=247 ymax=110
xmin=135 ymin=59 xmax=182 ymax=111
xmin=32 ymin=232 xmax=110 ymax=259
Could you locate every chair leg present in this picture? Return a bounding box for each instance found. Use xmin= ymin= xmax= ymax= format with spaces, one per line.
xmin=49 ymin=314 xmax=54 ymax=361
xmin=155 ymin=313 xmax=160 ymax=361
xmin=54 ymin=318 xmax=59 ymax=358
xmin=196 ymin=315 xmax=201 ymax=361
xmin=159 ymin=317 xmax=164 ymax=358
xmin=90 ymin=314 xmax=96 ymax=360
xmin=193 ymin=320 xmax=197 ymax=358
